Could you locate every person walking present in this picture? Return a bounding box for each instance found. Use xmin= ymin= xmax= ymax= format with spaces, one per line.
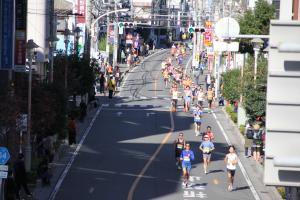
xmin=180 ymin=143 xmax=195 ymax=187
xmin=224 ymin=145 xmax=238 ymax=192
xmin=199 ymin=135 xmax=215 ymax=174
xmin=99 ymin=73 xmax=106 ymax=96
xmin=67 ymin=117 xmax=77 ymax=146
xmin=13 ymin=154 xmax=32 ymax=199
xmin=107 ymin=76 xmax=116 ymax=99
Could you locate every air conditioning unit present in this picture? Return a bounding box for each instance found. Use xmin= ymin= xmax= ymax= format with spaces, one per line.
xmin=103 ymin=0 xmax=115 ymax=4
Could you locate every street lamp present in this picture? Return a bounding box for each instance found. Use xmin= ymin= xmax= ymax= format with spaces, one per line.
xmin=63 ymin=28 xmax=71 ymax=90
xmin=25 ymin=39 xmax=39 ymax=172
xmin=73 ymin=27 xmax=82 ymax=55
xmin=47 ymin=36 xmax=59 ymax=83
xmin=251 ymin=38 xmax=264 ymax=81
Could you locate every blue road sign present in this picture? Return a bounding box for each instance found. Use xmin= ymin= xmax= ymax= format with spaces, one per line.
xmin=0 ymin=147 xmax=10 ymax=165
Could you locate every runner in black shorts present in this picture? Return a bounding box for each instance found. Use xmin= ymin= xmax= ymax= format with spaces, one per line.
xmin=174 ymin=133 xmax=186 ymax=170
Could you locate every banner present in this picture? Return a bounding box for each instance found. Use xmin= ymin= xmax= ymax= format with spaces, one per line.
xmin=1 ymin=0 xmax=14 ymax=69
xmin=15 ymin=0 xmax=27 ymax=70
xmin=75 ymin=0 xmax=86 ymax=24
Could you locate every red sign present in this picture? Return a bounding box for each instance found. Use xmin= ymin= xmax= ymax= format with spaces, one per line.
xmin=75 ymin=0 xmax=86 ymax=24
xmin=15 ymin=31 xmax=26 ymax=66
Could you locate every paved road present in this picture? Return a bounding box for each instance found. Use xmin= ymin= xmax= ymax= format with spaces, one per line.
xmin=54 ymin=50 xmax=256 ymax=200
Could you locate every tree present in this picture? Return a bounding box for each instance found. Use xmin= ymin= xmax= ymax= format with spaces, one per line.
xmin=222 ymin=69 xmax=241 ymax=103
xmin=239 ymin=0 xmax=275 ymax=35
xmin=242 ymin=57 xmax=267 ymax=121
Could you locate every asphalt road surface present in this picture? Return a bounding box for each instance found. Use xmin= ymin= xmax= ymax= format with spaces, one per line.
xmin=53 ymin=50 xmax=256 ymax=200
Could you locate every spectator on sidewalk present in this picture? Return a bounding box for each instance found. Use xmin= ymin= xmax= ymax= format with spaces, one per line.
xmin=99 ymin=73 xmax=106 ymax=96
xmin=5 ymin=170 xmax=18 ymax=200
xmin=252 ymin=124 xmax=263 ymax=162
xmin=121 ymin=50 xmax=126 ymax=64
xmin=79 ymin=101 xmax=87 ymax=121
xmin=13 ymin=153 xmax=32 ymax=199
xmin=67 ymin=117 xmax=77 ymax=146
xmin=244 ymin=123 xmax=253 ymax=158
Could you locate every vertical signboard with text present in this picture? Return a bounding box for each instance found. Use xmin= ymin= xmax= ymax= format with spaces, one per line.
xmin=15 ymin=0 xmax=27 ymax=72
xmin=0 ymin=0 xmax=14 ymax=69
xmin=74 ymin=0 xmax=86 ymax=55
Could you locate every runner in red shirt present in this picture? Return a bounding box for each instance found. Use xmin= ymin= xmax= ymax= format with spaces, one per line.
xmin=203 ymin=126 xmax=215 ymax=141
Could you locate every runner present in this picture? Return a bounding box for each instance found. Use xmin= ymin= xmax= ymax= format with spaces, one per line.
xmin=193 ymin=105 xmax=203 ymax=136
xmin=197 ymin=87 xmax=205 ymax=107
xmin=224 ymin=145 xmax=238 ymax=192
xmin=199 ymin=135 xmax=215 ymax=174
xmin=207 ymin=87 xmax=214 ymax=111
xmin=170 ymin=85 xmax=180 ymax=112
xmin=203 ymin=126 xmax=215 ymax=141
xmin=180 ymin=143 xmax=195 ymax=187
xmin=183 ymin=86 xmax=192 ymax=112
xmin=163 ymin=69 xmax=169 ymax=88
xmin=174 ymin=133 xmax=186 ymax=170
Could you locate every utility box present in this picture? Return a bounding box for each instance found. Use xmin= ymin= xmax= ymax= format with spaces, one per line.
xmin=264 ymin=20 xmax=300 ymax=186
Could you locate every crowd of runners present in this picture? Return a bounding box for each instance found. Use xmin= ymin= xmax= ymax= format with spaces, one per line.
xmin=161 ymin=43 xmax=238 ymax=191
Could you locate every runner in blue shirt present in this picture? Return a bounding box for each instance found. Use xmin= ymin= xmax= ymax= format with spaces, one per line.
xmin=199 ymin=135 xmax=215 ymax=174
xmin=180 ymin=143 xmax=195 ymax=187
xmin=193 ymin=104 xmax=203 ymax=136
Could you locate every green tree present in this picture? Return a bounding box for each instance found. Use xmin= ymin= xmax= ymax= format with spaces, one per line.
xmin=222 ymin=69 xmax=241 ymax=103
xmin=242 ymin=57 xmax=267 ymax=121
xmin=239 ymin=0 xmax=275 ymax=35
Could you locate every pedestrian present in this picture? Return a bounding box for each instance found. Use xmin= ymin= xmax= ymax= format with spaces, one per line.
xmin=224 ymin=145 xmax=238 ymax=192
xmin=79 ymin=100 xmax=87 ymax=121
xmin=99 ymin=73 xmax=106 ymax=95
xmin=180 ymin=143 xmax=195 ymax=187
xmin=244 ymin=123 xmax=253 ymax=158
xmin=121 ymin=50 xmax=126 ymax=64
xmin=205 ymin=73 xmax=211 ymax=91
xmin=252 ymin=124 xmax=263 ymax=162
xmin=5 ymin=169 xmax=18 ymax=200
xmin=114 ymin=66 xmax=121 ymax=87
xmin=107 ymin=75 xmax=116 ymax=99
xmin=13 ymin=153 xmax=32 ymax=199
xmin=68 ymin=116 xmax=77 ymax=146
xmin=199 ymin=135 xmax=215 ymax=174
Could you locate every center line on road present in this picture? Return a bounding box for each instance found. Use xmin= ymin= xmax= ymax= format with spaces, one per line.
xmin=127 ymin=109 xmax=175 ymax=200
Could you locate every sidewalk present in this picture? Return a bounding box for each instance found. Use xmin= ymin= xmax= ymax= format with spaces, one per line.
xmin=32 ymin=50 xmax=158 ymax=200
xmin=192 ymin=68 xmax=281 ymax=200
xmin=214 ymin=106 xmax=282 ymax=200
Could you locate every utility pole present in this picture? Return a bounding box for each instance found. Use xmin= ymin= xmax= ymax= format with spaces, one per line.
xmin=113 ymin=2 xmax=118 ymax=68
xmin=106 ymin=15 xmax=110 ymax=63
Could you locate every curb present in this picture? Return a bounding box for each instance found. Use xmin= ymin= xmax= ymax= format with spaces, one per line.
xmin=219 ymin=107 xmax=282 ymax=200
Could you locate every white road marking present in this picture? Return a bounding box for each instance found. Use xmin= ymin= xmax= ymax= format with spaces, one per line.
xmin=118 ymin=50 xmax=167 ymax=97
xmin=89 ymin=187 xmax=94 ymax=194
xmin=146 ymin=112 xmax=156 ymax=117
xmin=116 ymin=111 xmax=123 ymax=117
xmin=102 ymin=104 xmax=109 ymax=107
xmin=115 ymin=104 xmax=122 ymax=107
xmin=185 ymin=56 xmax=193 ymax=75
xmin=152 ymin=96 xmax=158 ymax=99
xmin=212 ymin=112 xmax=261 ymax=200
xmin=49 ymin=106 xmax=103 ymax=200
xmin=139 ymin=96 xmax=148 ymax=100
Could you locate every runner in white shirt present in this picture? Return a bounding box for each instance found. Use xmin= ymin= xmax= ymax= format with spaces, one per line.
xmin=224 ymin=145 xmax=238 ymax=192
xmin=197 ymin=88 xmax=205 ymax=107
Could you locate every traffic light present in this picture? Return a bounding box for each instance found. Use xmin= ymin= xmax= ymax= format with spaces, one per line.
xmin=120 ymin=22 xmax=135 ymax=28
xmin=188 ymin=27 xmax=205 ymax=33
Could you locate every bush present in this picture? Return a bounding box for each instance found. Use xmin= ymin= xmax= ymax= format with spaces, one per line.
xmin=277 ymin=187 xmax=285 ymax=199
xmin=225 ymin=104 xmax=237 ymax=124
xmin=239 ymin=125 xmax=246 ymax=135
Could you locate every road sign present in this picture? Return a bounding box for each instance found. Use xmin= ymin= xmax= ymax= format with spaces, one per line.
xmin=0 ymin=147 xmax=10 ymax=165
xmin=0 ymin=165 xmax=8 ymax=171
xmin=215 ymin=17 xmax=240 ymax=39
xmin=0 ymin=171 xmax=8 ymax=179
